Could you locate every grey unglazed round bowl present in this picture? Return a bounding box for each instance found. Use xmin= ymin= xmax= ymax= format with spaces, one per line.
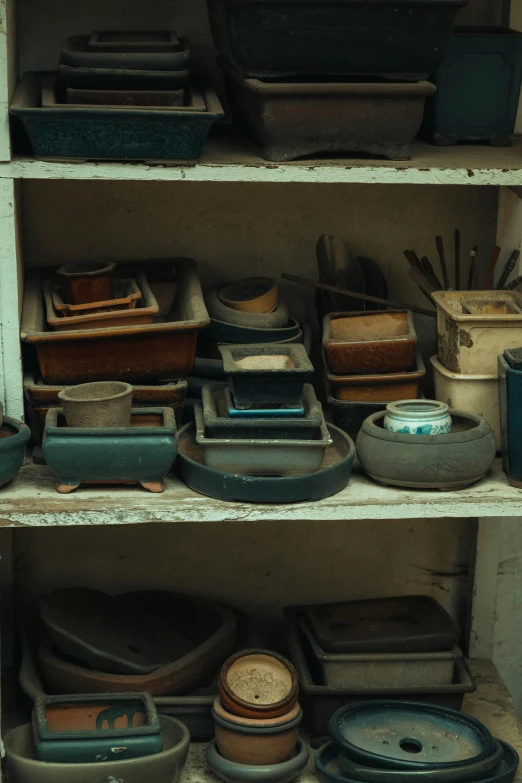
xmin=4 ymin=715 xmax=190 ymax=783
xmin=0 ymin=416 xmax=30 ymax=488
xmin=356 ymin=409 xmax=496 ymax=490
xmin=206 ymin=736 xmax=309 ymax=783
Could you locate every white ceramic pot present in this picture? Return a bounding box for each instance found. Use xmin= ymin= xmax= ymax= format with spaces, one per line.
xmin=383 ymin=399 xmax=452 ymax=436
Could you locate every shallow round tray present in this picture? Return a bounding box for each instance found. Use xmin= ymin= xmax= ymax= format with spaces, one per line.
xmin=176 ymin=421 xmax=354 ymax=503
xmin=206 ymin=736 xmax=309 ymax=783
xmin=206 ymin=285 xmax=289 ymax=328
xmin=316 ymin=742 xmax=518 ymax=783
xmin=329 ymin=701 xmax=495 ymax=770
xmin=204 ymin=317 xmax=302 ymax=345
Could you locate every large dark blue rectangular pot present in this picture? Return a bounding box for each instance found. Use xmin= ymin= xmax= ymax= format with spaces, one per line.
xmin=498 ymin=354 xmax=522 ymax=487
xmin=42 ymin=407 xmax=177 ymax=491
xmin=427 ymin=27 xmax=522 ymax=145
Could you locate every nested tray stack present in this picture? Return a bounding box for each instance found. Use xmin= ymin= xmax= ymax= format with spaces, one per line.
xmin=430 ymin=290 xmax=522 ymax=449
xmin=499 ymin=348 xmax=522 ymax=487
xmin=10 ymin=30 xmax=224 ymax=163
xmin=322 ymin=311 xmax=425 ymax=440
xmin=206 ymin=0 xmax=468 ymax=161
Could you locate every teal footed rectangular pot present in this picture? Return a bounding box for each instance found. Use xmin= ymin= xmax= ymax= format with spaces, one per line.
xmin=498 ymin=354 xmax=522 ymax=488
xmin=42 ymin=407 xmax=177 ymax=493
xmin=427 ymin=27 xmax=522 ymax=146
xmin=32 ymin=693 xmax=162 ymax=763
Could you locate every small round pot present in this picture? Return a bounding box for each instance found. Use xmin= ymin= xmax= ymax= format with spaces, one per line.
xmin=213 ymin=699 xmax=302 ymax=765
xmin=213 ymin=697 xmax=301 ymax=729
xmin=5 ymin=716 xmax=190 ymax=783
xmin=206 ymin=736 xmax=309 ymax=783
xmin=219 ymin=649 xmax=298 ymax=719
xmin=219 ymin=278 xmax=279 ymax=314
xmin=384 ymin=400 xmax=452 ymax=436
xmin=356 ymin=409 xmax=496 ymax=490
xmin=0 ymin=417 xmax=31 ymax=488
xmin=206 ymin=286 xmax=289 ymax=328
xmin=58 ymin=381 xmax=133 ymax=428
xmin=57 ymin=262 xmax=116 ymax=305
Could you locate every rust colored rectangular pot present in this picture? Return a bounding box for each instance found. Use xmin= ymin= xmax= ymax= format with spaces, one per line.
xmin=323 ymin=310 xmax=417 ymax=375
xmin=325 ymin=349 xmax=425 ymax=402
xmin=21 ymin=258 xmax=209 ymax=384
xmin=223 ymin=63 xmax=436 ymax=162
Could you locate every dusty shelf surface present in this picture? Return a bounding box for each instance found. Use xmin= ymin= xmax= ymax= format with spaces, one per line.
xmin=4 ymin=134 xmax=522 ymax=185
xmin=2 ymin=661 xmax=520 ymax=782
xmin=0 ymin=458 xmax=520 ymax=526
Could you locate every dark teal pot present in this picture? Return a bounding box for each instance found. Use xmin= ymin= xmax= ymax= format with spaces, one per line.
xmin=498 ymin=354 xmax=522 ymax=488
xmin=42 ymin=407 xmax=177 ymax=493
xmin=427 ymin=27 xmax=522 ymax=145
xmin=0 ymin=416 xmax=30 ymax=488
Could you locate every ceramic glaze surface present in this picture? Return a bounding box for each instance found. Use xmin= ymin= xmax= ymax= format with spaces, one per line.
xmin=384 ymin=400 xmax=452 ymax=436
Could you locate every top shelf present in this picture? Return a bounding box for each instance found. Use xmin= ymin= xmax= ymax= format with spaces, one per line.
xmin=5 ymin=135 xmax=522 ymax=185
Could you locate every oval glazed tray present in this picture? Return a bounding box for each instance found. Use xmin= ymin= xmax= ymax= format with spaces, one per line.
xmin=176 ymin=421 xmax=355 ymax=503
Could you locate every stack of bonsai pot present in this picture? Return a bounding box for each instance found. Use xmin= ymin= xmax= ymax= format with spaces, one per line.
xmin=205 ymin=0 xmax=469 ymax=161
xmin=431 ymin=290 xmax=522 ymax=450
xmin=0 ymin=399 xmax=30 ymax=490
xmin=207 ymin=649 xmax=310 ymax=783
xmin=498 ymin=348 xmax=522 ymax=487
xmin=22 ymin=259 xmax=209 ymax=451
xmin=315 ymin=700 xmax=519 ymax=783
xmin=10 ymin=30 xmax=224 ymax=163
xmin=323 ymin=310 xmax=425 ymax=441
xmin=176 ymin=341 xmax=356 ymax=503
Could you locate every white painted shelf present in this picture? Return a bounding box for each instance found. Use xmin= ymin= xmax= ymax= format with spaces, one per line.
xmin=4 ymin=135 xmax=522 ymax=185
xmin=0 ymin=457 xmax=519 ymax=526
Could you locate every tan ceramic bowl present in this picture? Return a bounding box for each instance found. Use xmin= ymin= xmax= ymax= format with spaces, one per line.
xmin=218 ymin=278 xmax=278 ymax=313
xmin=219 ymin=649 xmax=298 ymax=719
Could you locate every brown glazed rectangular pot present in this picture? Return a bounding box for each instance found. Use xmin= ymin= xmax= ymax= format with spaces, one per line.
xmin=325 ymin=349 xmax=425 ymax=402
xmin=223 ymin=63 xmax=436 ymax=161
xmin=323 ymin=310 xmax=417 ymax=375
xmin=21 ymin=258 xmax=209 ymax=384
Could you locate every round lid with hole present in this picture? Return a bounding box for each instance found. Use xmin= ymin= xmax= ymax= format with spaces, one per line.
xmin=329 ymin=702 xmax=495 ymax=771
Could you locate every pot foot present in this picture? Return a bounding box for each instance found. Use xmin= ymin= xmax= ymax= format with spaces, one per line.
xmin=140 ymin=480 xmax=165 ymax=493
xmin=56 ymin=482 xmax=80 ymax=494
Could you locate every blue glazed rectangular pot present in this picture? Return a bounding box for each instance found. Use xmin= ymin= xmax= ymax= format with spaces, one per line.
xmin=42 ymin=407 xmax=177 ymax=493
xmin=32 ymin=693 xmax=162 ymax=763
xmin=498 ymin=354 xmax=522 ymax=487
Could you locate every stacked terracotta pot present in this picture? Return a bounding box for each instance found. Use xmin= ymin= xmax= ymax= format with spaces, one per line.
xmin=212 ymin=649 xmax=302 ymax=766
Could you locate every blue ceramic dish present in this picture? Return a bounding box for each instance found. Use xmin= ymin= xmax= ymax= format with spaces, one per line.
xmin=0 ymin=416 xmax=31 ymax=488
xmin=226 ymin=386 xmax=305 ymax=419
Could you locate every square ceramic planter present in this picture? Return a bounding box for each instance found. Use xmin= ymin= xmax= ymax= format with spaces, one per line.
xmin=498 ymin=354 xmax=522 ymax=487
xmin=42 ymin=407 xmax=177 ymax=493
xmin=218 ymin=343 xmax=313 ymax=409
xmin=206 ymin=0 xmax=468 ymax=79
xmin=427 ymin=27 xmax=522 ymax=146
xmin=21 ymin=258 xmax=209 ymax=384
xmin=202 ymin=383 xmax=323 ymax=440
xmin=88 ymin=31 xmax=182 ymax=52
xmin=325 ymin=349 xmax=426 ymax=402
xmin=11 ymin=72 xmax=223 ymax=163
xmin=324 ymin=374 xmax=387 ymax=440
xmin=32 ymin=693 xmax=162 ymax=763
xmin=298 ymin=618 xmax=461 ymax=689
xmin=45 ymin=273 xmax=158 ymax=331
xmin=194 ymin=403 xmax=330 ymax=476
xmin=284 ymin=608 xmax=476 ymax=739
xmin=60 ymin=35 xmax=190 ymax=71
xmin=323 ymin=310 xmax=417 ymax=375
xmin=64 ymin=87 xmax=186 ymax=108
xmin=51 ymin=277 xmax=142 ymax=316
xmin=225 ymin=390 xmax=305 ymax=418
xmin=223 ymin=63 xmax=436 ymax=162
xmin=433 ymin=290 xmax=522 ymax=375
xmin=431 ymin=355 xmax=500 ymax=449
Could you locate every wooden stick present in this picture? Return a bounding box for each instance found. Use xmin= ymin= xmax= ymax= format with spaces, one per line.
xmin=435 ymin=235 xmax=449 ymax=290
xmin=485 ymin=245 xmax=501 ymax=289
xmin=420 ymin=256 xmax=443 ymax=290
xmin=281 ymin=273 xmax=436 ymax=318
xmin=505 ymin=275 xmax=522 ymax=291
xmin=497 ymin=249 xmax=520 ymax=290
xmin=454 ymin=230 xmax=460 ymax=290
xmin=408 ymin=266 xmax=437 ymax=305
xmin=467 ymin=246 xmax=477 ymax=291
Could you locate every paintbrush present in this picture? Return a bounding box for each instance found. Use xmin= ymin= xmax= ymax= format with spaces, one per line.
xmin=497 ymin=249 xmax=521 ymax=290
xmin=435 ymin=236 xmax=449 ymax=290
xmin=485 ymin=246 xmax=501 ymax=289
xmin=467 ymin=246 xmax=477 ymax=290
xmin=455 ymin=230 xmax=460 ymax=290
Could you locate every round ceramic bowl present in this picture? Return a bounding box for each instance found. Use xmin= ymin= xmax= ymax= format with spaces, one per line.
xmin=219 ymin=649 xmax=299 ymax=719
xmin=213 ymin=698 xmax=303 ymax=765
xmin=204 ymin=317 xmax=302 ymax=346
xmin=0 ymin=416 xmax=31 ymax=488
xmin=5 ymin=715 xmax=190 ymax=783
xmin=206 ymin=736 xmax=310 ymax=783
xmin=384 ymin=400 xmax=452 ymax=436
xmin=219 ymin=278 xmax=279 ymax=314
xmin=57 ymin=381 xmax=133 ymax=428
xmin=356 ymin=409 xmax=496 ymax=490
xmin=317 ymin=742 xmax=517 ymax=783
xmin=206 ymin=286 xmax=289 ymax=328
